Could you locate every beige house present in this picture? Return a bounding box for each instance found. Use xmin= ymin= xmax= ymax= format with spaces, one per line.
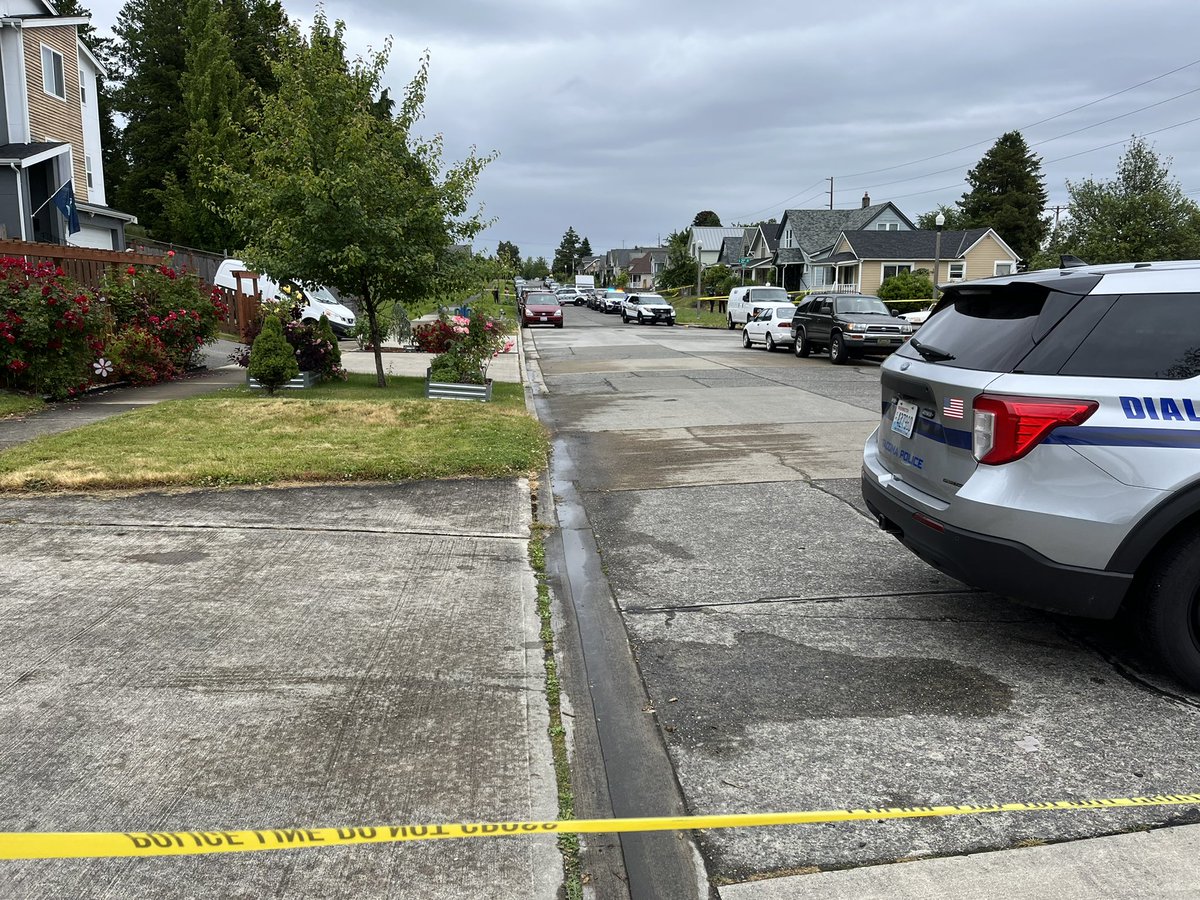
xmin=813 ymin=228 xmax=1019 ymax=296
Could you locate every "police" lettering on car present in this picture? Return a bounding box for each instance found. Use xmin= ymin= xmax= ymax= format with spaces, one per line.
xmin=1120 ymin=396 xmax=1200 ymax=422
xmin=882 ymin=438 xmax=924 ymax=469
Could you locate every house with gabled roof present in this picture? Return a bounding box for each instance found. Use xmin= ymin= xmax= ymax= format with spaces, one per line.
xmin=0 ymin=0 xmax=135 ymax=248
xmin=604 ymin=246 xmax=659 ymax=285
xmin=774 ymin=195 xmax=915 ymax=290
xmin=813 ymin=227 xmax=1019 ymax=296
xmin=628 ymin=248 xmax=668 ymax=289
xmin=689 ymin=226 xmax=746 ymax=266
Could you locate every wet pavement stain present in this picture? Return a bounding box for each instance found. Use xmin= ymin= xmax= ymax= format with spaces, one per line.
xmin=638 ymin=631 xmax=1013 ymax=744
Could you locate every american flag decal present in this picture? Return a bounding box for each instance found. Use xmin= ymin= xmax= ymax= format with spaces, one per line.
xmin=943 ymin=397 xmax=965 ymax=419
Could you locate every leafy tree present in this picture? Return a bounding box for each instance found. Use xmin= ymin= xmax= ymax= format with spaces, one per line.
xmin=692 ymin=210 xmax=721 ymax=227
xmin=521 ymin=256 xmax=550 ymax=279
xmin=248 ymin=314 xmax=298 ymax=393
xmin=1055 ymin=137 xmax=1200 ymax=264
xmin=959 ymin=131 xmax=1048 ymax=264
xmin=615 ymin=270 xmax=629 ymax=289
xmin=655 ymin=230 xmax=697 ymax=290
xmin=553 ymin=227 xmax=581 ymax=275
xmin=156 ymin=0 xmax=248 ymax=251
xmin=496 ymin=240 xmax=521 ymax=269
xmin=702 ymin=264 xmax=736 ymax=296
xmin=579 ymin=236 xmax=592 ymax=257
xmin=878 ymin=270 xmax=934 ymax=302
xmin=226 ymin=13 xmax=492 ymax=387
xmin=916 ymin=205 xmax=967 ymax=230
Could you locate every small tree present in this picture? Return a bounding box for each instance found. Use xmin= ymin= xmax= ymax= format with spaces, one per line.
xmin=248 ymin=314 xmax=298 ymax=394
xmin=916 ymin=205 xmax=967 ymax=230
xmin=878 ymin=270 xmax=934 ymax=302
xmin=318 ymin=313 xmax=342 ymax=370
xmin=692 ymin=210 xmax=721 ymax=227
xmin=655 ymin=230 xmax=696 ymax=289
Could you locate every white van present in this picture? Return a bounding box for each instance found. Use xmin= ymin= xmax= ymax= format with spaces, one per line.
xmin=726 ymin=285 xmax=791 ymax=328
xmin=212 ymin=259 xmax=357 ymax=337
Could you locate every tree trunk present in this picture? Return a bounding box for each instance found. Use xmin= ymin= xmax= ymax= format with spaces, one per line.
xmin=363 ymin=281 xmax=386 ymax=388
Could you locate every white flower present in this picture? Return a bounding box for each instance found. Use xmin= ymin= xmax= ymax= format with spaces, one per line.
xmin=93 ymin=358 xmax=113 ymax=378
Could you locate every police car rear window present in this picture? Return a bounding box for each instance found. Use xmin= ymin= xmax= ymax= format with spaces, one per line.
xmin=1058 ymin=293 xmax=1200 ymax=380
xmin=894 ymin=284 xmax=1052 ymax=372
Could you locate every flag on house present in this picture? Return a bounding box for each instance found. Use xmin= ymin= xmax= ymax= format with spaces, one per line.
xmin=50 ymin=181 xmax=80 ymax=235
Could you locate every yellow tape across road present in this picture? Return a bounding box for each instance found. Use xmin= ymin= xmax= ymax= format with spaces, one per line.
xmin=4 ymin=793 xmax=1199 ymax=860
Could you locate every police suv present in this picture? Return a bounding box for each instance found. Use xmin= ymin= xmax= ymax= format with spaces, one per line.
xmin=862 ymin=260 xmax=1200 ymax=688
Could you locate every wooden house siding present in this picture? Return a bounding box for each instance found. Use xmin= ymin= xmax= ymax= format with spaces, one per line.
xmin=963 ymin=233 xmax=1015 ymax=280
xmin=24 ymin=26 xmax=87 ymax=202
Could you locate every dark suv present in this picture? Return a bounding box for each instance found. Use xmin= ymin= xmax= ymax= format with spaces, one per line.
xmin=791 ymin=293 xmax=916 ymax=364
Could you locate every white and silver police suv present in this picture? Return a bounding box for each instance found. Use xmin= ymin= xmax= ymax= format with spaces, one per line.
xmin=862 ymin=260 xmax=1200 ymax=688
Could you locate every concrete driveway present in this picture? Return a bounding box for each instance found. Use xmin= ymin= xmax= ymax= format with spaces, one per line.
xmin=0 ymin=482 xmax=558 ymax=899
xmin=527 ymin=307 xmax=1200 ymax=895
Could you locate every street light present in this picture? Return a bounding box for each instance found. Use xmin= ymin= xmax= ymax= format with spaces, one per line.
xmin=932 ymin=212 xmax=945 ymax=301
xmin=694 ymin=237 xmax=703 ymax=298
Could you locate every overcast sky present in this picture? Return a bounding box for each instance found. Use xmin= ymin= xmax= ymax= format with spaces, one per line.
xmin=84 ymin=0 xmax=1200 ymax=260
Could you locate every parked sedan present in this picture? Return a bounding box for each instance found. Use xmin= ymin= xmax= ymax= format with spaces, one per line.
xmin=621 ymin=293 xmax=676 ymax=325
xmin=520 ymin=293 xmax=564 ymax=328
xmin=741 ymin=302 xmax=798 ymax=351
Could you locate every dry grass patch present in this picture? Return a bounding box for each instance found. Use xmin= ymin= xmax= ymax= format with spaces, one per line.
xmin=0 ymin=394 xmax=547 ymax=491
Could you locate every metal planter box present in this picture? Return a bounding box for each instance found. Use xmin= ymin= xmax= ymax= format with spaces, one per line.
xmin=247 ymin=370 xmax=316 ymax=390
xmin=425 ymin=369 xmax=493 ymax=402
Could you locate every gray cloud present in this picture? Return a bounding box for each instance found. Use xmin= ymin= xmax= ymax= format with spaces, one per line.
xmin=88 ymin=0 xmax=1200 ymax=258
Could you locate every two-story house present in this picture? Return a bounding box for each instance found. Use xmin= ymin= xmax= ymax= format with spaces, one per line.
xmin=774 ymin=194 xmax=914 ymax=290
xmin=0 ymin=0 xmax=134 ymax=249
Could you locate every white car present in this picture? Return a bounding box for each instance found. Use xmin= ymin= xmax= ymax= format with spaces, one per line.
xmin=621 ymin=293 xmax=676 ymax=325
xmin=899 ymin=302 xmax=936 ymax=326
xmin=741 ymin=302 xmax=798 ymax=351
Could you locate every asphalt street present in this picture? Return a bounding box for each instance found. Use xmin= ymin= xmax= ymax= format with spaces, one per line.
xmin=525 ymin=304 xmax=1200 ymax=894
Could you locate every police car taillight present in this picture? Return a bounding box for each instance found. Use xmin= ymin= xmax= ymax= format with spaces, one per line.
xmin=972 ymin=394 xmax=1098 ymax=465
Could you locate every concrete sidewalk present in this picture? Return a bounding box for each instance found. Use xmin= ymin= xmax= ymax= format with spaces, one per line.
xmin=720 ymin=824 xmax=1200 ymax=898
xmin=0 ymin=481 xmax=559 ymax=899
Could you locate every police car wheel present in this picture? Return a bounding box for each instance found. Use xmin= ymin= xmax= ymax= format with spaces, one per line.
xmin=1141 ymin=529 xmax=1200 ymax=690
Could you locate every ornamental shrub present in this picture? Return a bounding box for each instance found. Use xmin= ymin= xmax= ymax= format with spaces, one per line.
xmin=101 ymin=264 xmax=221 ymax=369
xmin=283 ymin=318 xmax=345 ymax=381
xmin=248 ymin=315 xmax=298 ymax=394
xmin=878 ymin=270 xmax=934 ymax=302
xmin=108 ymin=326 xmax=178 ymax=385
xmin=0 ymin=257 xmax=105 ymax=399
xmin=317 ymin=314 xmax=343 ymax=370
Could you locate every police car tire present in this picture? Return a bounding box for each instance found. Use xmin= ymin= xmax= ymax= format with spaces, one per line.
xmin=1141 ymin=529 xmax=1200 ymax=690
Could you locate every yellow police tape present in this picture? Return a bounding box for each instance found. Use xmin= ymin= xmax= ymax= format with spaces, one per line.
xmin=3 ymin=792 xmax=1199 ymax=860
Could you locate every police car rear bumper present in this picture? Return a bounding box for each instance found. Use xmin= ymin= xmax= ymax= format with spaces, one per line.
xmin=862 ymin=472 xmax=1131 ymax=619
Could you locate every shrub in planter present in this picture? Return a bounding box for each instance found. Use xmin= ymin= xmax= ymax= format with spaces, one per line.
xmin=427 ymin=312 xmax=510 ymax=385
xmin=0 ymin=257 xmax=104 ymax=399
xmin=282 ymin=318 xmax=345 ymax=381
xmin=248 ymin=315 xmax=298 ymax=394
xmin=108 ymin=326 xmax=178 ymax=385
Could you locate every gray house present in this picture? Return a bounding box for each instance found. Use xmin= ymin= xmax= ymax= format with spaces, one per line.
xmin=0 ymin=0 xmax=135 ymax=249
xmin=774 ymin=195 xmax=914 ymax=291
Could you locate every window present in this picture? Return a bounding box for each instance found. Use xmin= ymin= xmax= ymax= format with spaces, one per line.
xmin=995 ymin=261 xmax=1014 ymax=276
xmin=876 ymin=222 xmax=899 ymax=231
xmin=85 ymin=155 xmax=93 ymax=190
xmin=882 ymin=263 xmax=913 ymax=280
xmin=79 ymin=70 xmax=86 ymax=104
xmin=1059 ymin=294 xmax=1200 ymax=380
xmin=41 ymin=45 xmax=65 ymax=100
xmin=948 ymin=262 xmax=965 ymax=280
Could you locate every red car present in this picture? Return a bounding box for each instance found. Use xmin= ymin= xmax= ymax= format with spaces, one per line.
xmin=520 ymin=292 xmax=564 ymax=328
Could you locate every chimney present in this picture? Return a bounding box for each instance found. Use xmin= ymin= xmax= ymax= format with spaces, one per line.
xmin=862 ymin=192 xmax=871 ymax=209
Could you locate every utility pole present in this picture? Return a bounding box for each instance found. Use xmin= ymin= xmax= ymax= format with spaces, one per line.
xmin=827 ymin=176 xmax=834 ymax=210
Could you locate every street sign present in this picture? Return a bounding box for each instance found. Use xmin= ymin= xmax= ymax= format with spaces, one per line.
xmin=738 ymin=257 xmax=752 ymax=265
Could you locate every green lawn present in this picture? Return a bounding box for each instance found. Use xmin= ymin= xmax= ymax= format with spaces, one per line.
xmin=0 ymin=391 xmax=44 ymax=418
xmin=0 ymin=374 xmax=545 ymax=491
xmin=675 ymin=304 xmax=729 ymax=328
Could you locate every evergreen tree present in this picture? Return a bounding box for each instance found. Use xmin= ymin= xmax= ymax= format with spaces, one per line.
xmin=1056 ymin=137 xmax=1200 ymax=264
xmin=959 ymin=131 xmax=1048 ymax=264
xmin=157 ymin=0 xmax=248 ymax=251
xmin=224 ymin=0 xmax=287 ymax=97
xmin=692 ymin=210 xmax=721 ymax=226
xmin=579 ymin=236 xmax=592 ymax=257
xmin=552 ymin=227 xmax=580 ymax=275
xmin=248 ymin=314 xmax=298 ymax=394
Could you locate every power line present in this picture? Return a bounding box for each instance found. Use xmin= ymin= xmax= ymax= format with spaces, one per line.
xmin=730 ymin=178 xmax=826 ymax=222
xmin=835 ymin=56 xmax=1200 ymax=180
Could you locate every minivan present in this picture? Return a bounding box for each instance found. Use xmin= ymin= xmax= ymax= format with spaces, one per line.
xmin=727 ymin=285 xmax=790 ymax=328
xmin=212 ymin=259 xmax=357 ymax=337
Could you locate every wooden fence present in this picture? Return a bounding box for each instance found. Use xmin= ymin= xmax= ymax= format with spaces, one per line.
xmin=0 ymin=238 xmax=161 ymax=288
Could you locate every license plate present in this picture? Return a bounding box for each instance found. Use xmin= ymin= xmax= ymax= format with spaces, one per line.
xmin=540 ymin=316 xmax=547 ymax=321
xmin=891 ymin=398 xmax=918 ymax=438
